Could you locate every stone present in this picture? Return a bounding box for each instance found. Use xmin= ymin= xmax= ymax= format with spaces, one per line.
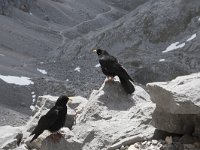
xmin=183 ymin=144 xmax=195 ymax=149
xmin=179 ymin=135 xmax=195 ymax=144
xmin=128 ymin=145 xmax=138 ymax=150
xmin=120 ymin=145 xmax=126 ymax=150
xmin=2 ymin=80 xmax=155 ymax=150
xmin=162 ymin=144 xmax=175 ymax=150
xmin=134 ymin=142 xmax=140 ymax=148
xmin=147 ymin=73 xmax=200 ymax=135
xmin=0 ymin=125 xmax=22 ymax=149
xmin=142 ymin=141 xmax=147 ymax=145
xmin=40 ymin=79 xmax=155 ymax=150
xmin=165 ymin=136 xmax=172 ymax=145
xmin=40 ymin=128 xmax=82 ymax=150
xmin=1 ymin=95 xmax=87 ymax=150
xmin=152 ymin=139 xmax=158 ymax=145
xmin=146 ymin=141 xmax=151 ymax=146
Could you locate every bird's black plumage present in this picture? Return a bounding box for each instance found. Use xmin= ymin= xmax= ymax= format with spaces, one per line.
xmin=30 ymin=95 xmax=70 ymax=142
xmin=94 ymin=49 xmax=135 ymax=94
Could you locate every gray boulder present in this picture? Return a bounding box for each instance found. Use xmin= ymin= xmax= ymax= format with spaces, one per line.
xmin=3 ymin=80 xmax=155 ymax=149
xmin=147 ymin=72 xmax=200 ymax=135
xmin=40 ymin=79 xmax=155 ymax=150
xmin=40 ymin=128 xmax=82 ymax=150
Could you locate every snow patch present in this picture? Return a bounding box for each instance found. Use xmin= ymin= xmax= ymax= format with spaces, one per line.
xmin=32 ymin=95 xmax=36 ymax=103
xmin=0 ymin=75 xmax=33 ymax=86
xmin=0 ymin=53 xmax=5 ymax=56
xmin=186 ymin=33 xmax=196 ymax=42
xmin=40 ymin=62 xmax=44 ymax=64
xmin=31 ymin=92 xmax=36 ymax=103
xmin=30 ymin=105 xmax=35 ymax=111
xmin=95 ymin=64 xmax=101 ymax=68
xmin=41 ymin=95 xmax=58 ymax=102
xmin=29 ymin=12 xmax=33 ymax=15
xmin=37 ymin=68 xmax=47 ymax=74
xmin=74 ymin=67 xmax=81 ymax=72
xmin=66 ymin=79 xmax=69 ymax=82
xmin=162 ymin=42 xmax=185 ymax=53
xmin=159 ymin=59 xmax=165 ymax=62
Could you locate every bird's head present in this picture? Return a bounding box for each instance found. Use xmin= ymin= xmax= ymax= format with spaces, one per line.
xmin=55 ymin=95 xmax=73 ymax=106
xmin=92 ymin=49 xmax=109 ymax=56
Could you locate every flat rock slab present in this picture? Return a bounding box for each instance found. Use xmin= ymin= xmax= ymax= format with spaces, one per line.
xmin=147 ymin=73 xmax=200 ymax=135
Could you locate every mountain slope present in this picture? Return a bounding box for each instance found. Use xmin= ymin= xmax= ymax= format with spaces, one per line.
xmin=0 ymin=0 xmax=148 ymax=126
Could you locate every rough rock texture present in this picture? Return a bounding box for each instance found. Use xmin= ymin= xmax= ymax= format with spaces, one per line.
xmin=74 ymin=79 xmax=155 ymax=150
xmin=1 ymin=81 xmax=155 ymax=150
xmin=147 ymin=73 xmax=200 ymax=135
xmin=39 ymin=79 xmax=155 ymax=150
xmin=74 ymin=80 xmax=155 ymax=150
xmin=0 ymin=126 xmax=21 ymax=149
xmin=40 ymin=128 xmax=82 ymax=150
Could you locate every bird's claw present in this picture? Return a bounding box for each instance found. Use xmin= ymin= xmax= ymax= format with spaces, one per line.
xmin=105 ymin=77 xmax=114 ymax=83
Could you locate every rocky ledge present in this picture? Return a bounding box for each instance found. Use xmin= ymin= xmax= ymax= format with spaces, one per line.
xmin=1 ymin=74 xmax=200 ymax=150
xmin=147 ymin=73 xmax=200 ymax=136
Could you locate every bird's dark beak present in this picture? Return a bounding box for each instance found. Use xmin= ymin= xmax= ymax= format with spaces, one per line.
xmin=68 ymin=97 xmax=74 ymax=103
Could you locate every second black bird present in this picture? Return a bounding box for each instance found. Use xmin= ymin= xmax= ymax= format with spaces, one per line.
xmin=93 ymin=49 xmax=135 ymax=94
xmin=30 ymin=95 xmax=72 ymax=142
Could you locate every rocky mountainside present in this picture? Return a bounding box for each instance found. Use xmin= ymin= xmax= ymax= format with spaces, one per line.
xmin=1 ymin=73 xmax=200 ymax=150
xmin=0 ymin=0 xmax=200 ymax=132
xmin=0 ymin=0 xmax=148 ymax=126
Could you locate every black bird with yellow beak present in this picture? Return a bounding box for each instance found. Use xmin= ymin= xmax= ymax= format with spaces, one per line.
xmin=93 ymin=49 xmax=135 ymax=94
xmin=30 ymin=95 xmax=73 ymax=142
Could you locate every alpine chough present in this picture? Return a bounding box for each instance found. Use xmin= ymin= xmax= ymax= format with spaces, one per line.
xmin=30 ymin=95 xmax=72 ymax=142
xmin=93 ymin=49 xmax=135 ymax=94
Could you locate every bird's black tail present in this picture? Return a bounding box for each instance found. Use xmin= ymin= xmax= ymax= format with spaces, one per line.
xmin=119 ymin=77 xmax=135 ymax=94
xmin=29 ymin=128 xmax=41 ymax=143
xmin=30 ymin=133 xmax=40 ymax=143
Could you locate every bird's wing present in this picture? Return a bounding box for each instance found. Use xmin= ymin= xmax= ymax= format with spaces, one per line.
xmin=114 ymin=63 xmax=132 ymax=79
xmin=37 ymin=106 xmax=60 ymax=130
xmin=99 ymin=54 xmax=134 ymax=81
xmin=108 ymin=61 xmax=134 ymax=81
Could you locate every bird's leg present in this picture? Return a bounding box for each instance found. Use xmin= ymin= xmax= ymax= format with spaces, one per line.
xmin=50 ymin=132 xmax=62 ymax=143
xmin=110 ymin=76 xmax=114 ymax=81
xmin=105 ymin=76 xmax=109 ymax=83
xmin=105 ymin=76 xmax=114 ymax=83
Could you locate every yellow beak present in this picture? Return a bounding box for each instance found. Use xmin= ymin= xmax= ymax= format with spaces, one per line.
xmin=68 ymin=96 xmax=74 ymax=102
xmin=92 ymin=49 xmax=97 ymax=52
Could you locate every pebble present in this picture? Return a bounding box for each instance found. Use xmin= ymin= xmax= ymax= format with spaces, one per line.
xmin=165 ymin=136 xmax=172 ymax=145
xmin=134 ymin=142 xmax=140 ymax=148
xmin=128 ymin=145 xmax=138 ymax=150
xmin=157 ymin=143 xmax=163 ymax=148
xmin=142 ymin=141 xmax=147 ymax=145
xmin=152 ymin=140 xmax=158 ymax=145
xmin=146 ymin=141 xmax=151 ymax=146
xmin=120 ymin=145 xmax=126 ymax=150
